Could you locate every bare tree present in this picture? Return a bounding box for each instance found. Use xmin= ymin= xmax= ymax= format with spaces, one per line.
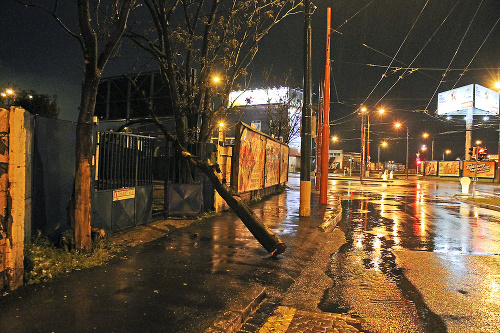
xmin=127 ymin=0 xmax=302 ymax=144
xmin=16 ymin=0 xmax=137 ymax=250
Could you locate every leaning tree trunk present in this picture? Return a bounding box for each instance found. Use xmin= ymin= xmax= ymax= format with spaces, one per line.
xmin=153 ymin=118 xmax=286 ymax=256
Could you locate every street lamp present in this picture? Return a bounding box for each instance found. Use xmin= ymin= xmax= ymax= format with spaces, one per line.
xmin=395 ymin=122 xmax=409 ymax=179
xmin=443 ymin=149 xmax=451 ymax=160
xmin=378 ymin=141 xmax=387 ymax=167
xmin=363 ymin=107 xmax=385 ymax=178
xmin=422 ymin=132 xmax=434 ymax=160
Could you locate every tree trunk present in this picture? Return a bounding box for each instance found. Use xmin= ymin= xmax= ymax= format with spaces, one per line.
xmin=74 ymin=71 xmax=100 ymax=250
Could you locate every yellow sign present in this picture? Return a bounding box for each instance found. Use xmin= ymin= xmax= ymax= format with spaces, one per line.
xmin=113 ymin=188 xmax=136 ymax=201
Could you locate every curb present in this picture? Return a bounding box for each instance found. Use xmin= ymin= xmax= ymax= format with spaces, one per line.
xmin=319 ymin=200 xmax=343 ymax=232
xmin=205 ymin=288 xmax=267 ymax=333
xmin=453 ymin=194 xmax=500 ymax=212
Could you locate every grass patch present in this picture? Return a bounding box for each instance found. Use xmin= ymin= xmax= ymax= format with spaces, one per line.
xmin=468 ymin=197 xmax=500 ymax=207
xmin=23 ymin=232 xmax=122 ymax=285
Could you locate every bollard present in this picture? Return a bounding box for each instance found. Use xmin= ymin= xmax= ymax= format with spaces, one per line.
xmin=460 ymin=176 xmax=471 ymax=194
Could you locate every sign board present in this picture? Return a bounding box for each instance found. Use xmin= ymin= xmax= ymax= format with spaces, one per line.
xmin=228 ymin=87 xmax=302 ymax=107
xmin=437 ymin=84 xmax=499 ymax=115
xmin=437 ymin=84 xmax=473 ymax=115
xmin=438 ymin=161 xmax=460 ymax=176
xmin=474 ymin=84 xmax=499 ymax=115
xmin=424 ymin=161 xmax=437 ymax=176
xmin=463 ymin=161 xmax=495 ymax=178
xmin=113 ymin=188 xmax=136 ymax=201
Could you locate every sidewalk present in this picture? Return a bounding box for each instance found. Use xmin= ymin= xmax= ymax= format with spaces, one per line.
xmin=0 ymin=175 xmax=361 ymax=333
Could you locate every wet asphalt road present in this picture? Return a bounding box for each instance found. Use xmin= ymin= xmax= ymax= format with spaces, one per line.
xmin=319 ymin=177 xmax=500 ymax=332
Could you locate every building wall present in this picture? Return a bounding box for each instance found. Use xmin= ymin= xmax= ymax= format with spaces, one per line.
xmin=0 ymin=107 xmax=27 ymax=291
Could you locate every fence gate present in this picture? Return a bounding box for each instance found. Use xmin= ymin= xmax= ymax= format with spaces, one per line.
xmin=93 ymin=131 xmax=156 ymax=232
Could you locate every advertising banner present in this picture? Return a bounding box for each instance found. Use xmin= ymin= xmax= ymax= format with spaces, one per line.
xmin=438 ymin=161 xmax=460 ymax=176
xmin=238 ymin=127 xmax=266 ymax=192
xmin=280 ymin=145 xmax=289 ymax=184
xmin=437 ymin=84 xmax=473 ymax=115
xmin=424 ymin=161 xmax=437 ymax=176
xmin=474 ymin=84 xmax=499 ymax=115
xmin=463 ymin=161 xmax=495 ymax=178
xmin=265 ymin=139 xmax=281 ymax=187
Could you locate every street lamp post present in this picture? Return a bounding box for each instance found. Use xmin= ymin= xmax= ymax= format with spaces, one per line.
xmin=378 ymin=141 xmax=387 ymax=168
xmin=396 ymin=123 xmax=409 ymax=179
xmin=443 ymin=149 xmax=451 ymax=160
xmin=360 ymin=108 xmax=366 ymax=181
xmin=422 ymin=133 xmax=435 ymax=160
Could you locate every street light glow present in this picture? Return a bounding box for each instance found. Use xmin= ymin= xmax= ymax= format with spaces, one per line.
xmin=422 ymin=133 xmax=429 ymax=138
xmin=332 ymin=136 xmax=338 ymax=142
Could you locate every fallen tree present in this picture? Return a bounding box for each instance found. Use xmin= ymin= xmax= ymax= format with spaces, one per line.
xmin=116 ymin=114 xmax=287 ymax=256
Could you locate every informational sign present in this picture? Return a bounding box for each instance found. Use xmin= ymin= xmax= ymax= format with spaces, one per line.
xmin=463 ymin=161 xmax=495 ymax=178
xmin=437 ymin=84 xmax=473 ymax=115
xmin=474 ymin=84 xmax=499 ymax=115
xmin=113 ymin=188 xmax=135 ymax=201
xmin=438 ymin=161 xmax=460 ymax=176
xmin=424 ymin=161 xmax=437 ymax=176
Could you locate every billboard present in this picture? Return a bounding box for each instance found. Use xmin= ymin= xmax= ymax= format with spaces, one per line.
xmin=437 ymin=84 xmax=499 ymax=115
xmin=463 ymin=161 xmax=496 ymax=178
xmin=438 ymin=161 xmax=460 ymax=176
xmin=424 ymin=161 xmax=437 ymax=176
xmin=437 ymin=84 xmax=473 ymax=115
xmin=228 ymin=87 xmax=302 ymax=107
xmin=474 ymin=84 xmax=499 ymax=115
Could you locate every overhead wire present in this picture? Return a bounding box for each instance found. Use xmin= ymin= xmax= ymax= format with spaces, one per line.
xmin=373 ymin=0 xmax=462 ymax=106
xmin=451 ymin=11 xmax=500 ymax=88
xmin=360 ymin=0 xmax=431 ymax=107
xmin=423 ymin=0 xmax=485 ymax=113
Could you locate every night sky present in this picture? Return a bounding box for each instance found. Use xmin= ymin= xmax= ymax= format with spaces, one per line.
xmin=1 ymin=0 xmax=500 ymax=163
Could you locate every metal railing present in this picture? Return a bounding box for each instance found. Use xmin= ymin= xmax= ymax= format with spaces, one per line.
xmin=95 ymin=131 xmax=155 ymax=190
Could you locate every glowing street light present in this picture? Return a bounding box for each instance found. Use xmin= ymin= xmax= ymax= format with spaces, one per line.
xmin=443 ymin=149 xmax=451 ymax=160
xmin=378 ymin=141 xmax=388 ymax=165
xmin=331 ymin=136 xmax=338 ymax=142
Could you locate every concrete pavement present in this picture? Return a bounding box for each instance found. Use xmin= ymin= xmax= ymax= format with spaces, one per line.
xmin=0 ymin=174 xmax=363 ymax=333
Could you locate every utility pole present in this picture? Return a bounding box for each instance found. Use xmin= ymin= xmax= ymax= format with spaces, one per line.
xmin=299 ymin=0 xmax=312 ymax=217
xmin=360 ymin=111 xmax=365 ymax=181
xmin=320 ymin=7 xmax=331 ymax=205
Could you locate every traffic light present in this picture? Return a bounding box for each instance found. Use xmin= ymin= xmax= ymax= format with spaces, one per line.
xmin=468 ymin=147 xmax=477 ymax=159
xmin=478 ymin=147 xmax=487 ymax=161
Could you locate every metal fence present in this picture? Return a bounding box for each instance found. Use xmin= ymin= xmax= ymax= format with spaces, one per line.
xmin=95 ymin=131 xmax=156 ymax=191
